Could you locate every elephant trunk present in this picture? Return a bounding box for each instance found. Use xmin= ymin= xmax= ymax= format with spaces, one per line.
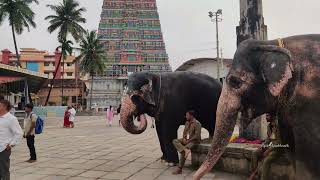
xmin=193 ymin=84 xmax=240 ymax=180
xmin=120 ymin=95 xmax=148 ymax=134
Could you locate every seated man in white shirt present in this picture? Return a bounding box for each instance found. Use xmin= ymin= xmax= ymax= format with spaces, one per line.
xmin=0 ymin=100 xmax=23 ymax=180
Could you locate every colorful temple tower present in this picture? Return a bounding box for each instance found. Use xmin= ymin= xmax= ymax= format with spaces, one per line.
xmin=98 ymin=0 xmax=171 ymax=77
xmin=91 ymin=0 xmax=172 ymax=109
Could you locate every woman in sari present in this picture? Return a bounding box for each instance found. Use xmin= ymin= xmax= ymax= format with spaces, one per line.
xmin=63 ymin=106 xmax=71 ymax=128
xmin=106 ymin=105 xmax=114 ymax=127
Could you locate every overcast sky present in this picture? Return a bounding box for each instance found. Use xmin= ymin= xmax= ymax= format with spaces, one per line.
xmin=0 ymin=0 xmax=319 ymax=70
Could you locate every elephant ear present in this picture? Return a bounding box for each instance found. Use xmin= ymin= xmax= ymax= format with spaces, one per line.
xmin=257 ymin=45 xmax=294 ymax=97
xmin=140 ymin=78 xmax=156 ymax=106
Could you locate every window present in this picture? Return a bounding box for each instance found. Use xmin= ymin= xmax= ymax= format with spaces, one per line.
xmin=67 ymin=72 xmax=73 ymax=76
xmin=67 ymin=63 xmax=72 ymax=67
xmin=128 ymin=56 xmax=136 ymax=61
xmin=72 ymin=96 xmax=77 ymax=103
xmin=44 ymin=62 xmax=50 ymax=66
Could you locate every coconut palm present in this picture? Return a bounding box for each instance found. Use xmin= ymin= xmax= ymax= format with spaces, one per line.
xmin=44 ymin=0 xmax=86 ymax=106
xmin=0 ymin=0 xmax=38 ymax=66
xmin=75 ymin=30 xmax=106 ymax=110
xmin=57 ymin=38 xmax=73 ymax=105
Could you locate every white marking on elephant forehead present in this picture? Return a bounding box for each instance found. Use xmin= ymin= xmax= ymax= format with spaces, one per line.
xmin=271 ymin=62 xmax=276 ymax=69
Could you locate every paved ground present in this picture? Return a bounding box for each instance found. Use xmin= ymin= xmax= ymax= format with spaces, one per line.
xmin=10 ymin=116 xmax=246 ymax=180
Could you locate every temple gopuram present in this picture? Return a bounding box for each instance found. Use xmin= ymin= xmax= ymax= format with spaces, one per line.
xmin=91 ymin=0 xmax=172 ymax=109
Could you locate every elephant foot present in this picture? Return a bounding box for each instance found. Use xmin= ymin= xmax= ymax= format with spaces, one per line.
xmin=160 ymin=159 xmax=166 ymax=163
xmin=166 ymin=162 xmax=178 ymax=167
xmin=159 ymin=156 xmax=167 ymax=163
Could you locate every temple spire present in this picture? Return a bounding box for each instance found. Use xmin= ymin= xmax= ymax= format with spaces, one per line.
xmin=236 ymin=0 xmax=268 ymax=46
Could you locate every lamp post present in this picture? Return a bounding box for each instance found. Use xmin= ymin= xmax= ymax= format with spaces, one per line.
xmin=209 ymin=9 xmax=223 ymax=81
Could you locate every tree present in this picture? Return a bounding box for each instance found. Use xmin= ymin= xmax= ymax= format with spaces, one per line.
xmin=57 ymin=38 xmax=73 ymax=105
xmin=75 ymin=30 xmax=106 ymax=110
xmin=44 ymin=0 xmax=86 ymax=106
xmin=0 ymin=0 xmax=38 ymax=66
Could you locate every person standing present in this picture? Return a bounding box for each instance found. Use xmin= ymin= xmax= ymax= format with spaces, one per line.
xmin=23 ymin=103 xmax=37 ymax=163
xmin=172 ymin=110 xmax=202 ymax=174
xmin=63 ymin=106 xmax=70 ymax=128
xmin=106 ymin=105 xmax=114 ymax=127
xmin=68 ymin=105 xmax=76 ymax=128
xmin=117 ymin=104 xmax=121 ymax=126
xmin=0 ymin=100 xmax=23 ymax=180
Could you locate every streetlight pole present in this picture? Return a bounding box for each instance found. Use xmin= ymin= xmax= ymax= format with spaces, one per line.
xmin=209 ymin=9 xmax=222 ymax=81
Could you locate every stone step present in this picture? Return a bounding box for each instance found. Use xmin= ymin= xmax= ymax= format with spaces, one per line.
xmin=191 ymin=143 xmax=295 ymax=180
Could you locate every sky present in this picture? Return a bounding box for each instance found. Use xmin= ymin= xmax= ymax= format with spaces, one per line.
xmin=0 ymin=0 xmax=319 ymax=70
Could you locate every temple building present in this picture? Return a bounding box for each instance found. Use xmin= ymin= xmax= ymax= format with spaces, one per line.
xmin=236 ymin=0 xmax=268 ymax=45
xmin=92 ymin=0 xmax=172 ymax=109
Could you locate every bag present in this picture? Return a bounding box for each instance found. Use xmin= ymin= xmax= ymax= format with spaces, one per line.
xmin=32 ymin=113 xmax=44 ymax=134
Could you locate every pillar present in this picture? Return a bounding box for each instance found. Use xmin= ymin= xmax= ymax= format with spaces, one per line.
xmin=236 ymin=0 xmax=268 ymax=46
xmin=237 ymin=0 xmax=268 ymax=140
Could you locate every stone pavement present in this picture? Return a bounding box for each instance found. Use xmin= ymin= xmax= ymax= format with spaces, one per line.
xmin=10 ymin=116 xmax=246 ymax=180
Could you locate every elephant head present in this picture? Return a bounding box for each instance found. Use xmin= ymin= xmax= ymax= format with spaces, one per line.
xmin=194 ymin=39 xmax=294 ymax=179
xmin=120 ymin=72 xmax=160 ymax=134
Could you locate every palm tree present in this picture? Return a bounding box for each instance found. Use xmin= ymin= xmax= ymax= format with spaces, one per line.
xmin=57 ymin=39 xmax=73 ymax=105
xmin=0 ymin=0 xmax=38 ymax=66
xmin=75 ymin=30 xmax=106 ymax=110
xmin=44 ymin=0 xmax=86 ymax=106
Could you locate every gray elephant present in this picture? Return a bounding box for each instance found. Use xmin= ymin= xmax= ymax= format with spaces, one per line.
xmin=120 ymin=72 xmax=222 ymax=164
xmin=194 ymin=35 xmax=320 ymax=180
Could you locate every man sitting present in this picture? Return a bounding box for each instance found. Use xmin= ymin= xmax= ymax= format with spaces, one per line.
xmin=249 ymin=113 xmax=286 ymax=180
xmin=172 ymin=110 xmax=202 ymax=175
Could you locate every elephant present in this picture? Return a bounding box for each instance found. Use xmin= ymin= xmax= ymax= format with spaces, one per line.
xmin=120 ymin=71 xmax=222 ymax=164
xmin=194 ymin=34 xmax=320 ymax=180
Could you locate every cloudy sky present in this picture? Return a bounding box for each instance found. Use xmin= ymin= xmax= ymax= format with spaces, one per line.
xmin=0 ymin=0 xmax=319 ymax=70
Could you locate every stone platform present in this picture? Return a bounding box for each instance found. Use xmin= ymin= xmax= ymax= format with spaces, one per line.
xmin=191 ymin=143 xmax=295 ymax=180
xmin=10 ymin=116 xmax=247 ymax=180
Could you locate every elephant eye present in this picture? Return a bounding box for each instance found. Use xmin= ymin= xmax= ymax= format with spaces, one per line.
xmin=228 ymin=76 xmax=243 ymax=89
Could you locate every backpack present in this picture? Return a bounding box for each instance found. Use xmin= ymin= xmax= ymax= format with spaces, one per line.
xmin=31 ymin=113 xmax=44 ymax=134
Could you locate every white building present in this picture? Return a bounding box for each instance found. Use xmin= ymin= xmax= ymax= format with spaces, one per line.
xmin=175 ymin=58 xmax=232 ymax=82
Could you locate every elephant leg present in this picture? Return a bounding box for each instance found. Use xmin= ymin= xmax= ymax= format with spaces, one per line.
xmin=155 ymin=120 xmax=167 ymax=161
xmin=294 ymin=135 xmax=320 ymax=179
xmin=163 ymin=127 xmax=179 ymax=164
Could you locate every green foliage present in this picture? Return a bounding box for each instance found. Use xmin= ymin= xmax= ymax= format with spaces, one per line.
xmin=0 ymin=0 xmax=38 ymax=65
xmin=76 ymin=30 xmax=106 ymax=76
xmin=44 ymin=0 xmax=86 ymax=106
xmin=45 ymin=0 xmax=86 ymax=42
xmin=58 ymin=38 xmax=73 ymax=59
xmin=0 ymin=0 xmax=37 ymax=34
